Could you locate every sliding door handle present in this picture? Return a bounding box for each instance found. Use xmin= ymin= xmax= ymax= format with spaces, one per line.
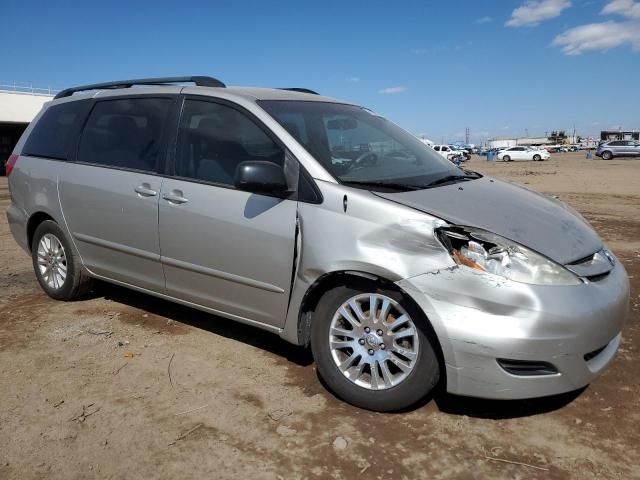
xmin=135 ymin=184 xmax=157 ymax=197
xmin=162 ymin=192 xmax=189 ymax=205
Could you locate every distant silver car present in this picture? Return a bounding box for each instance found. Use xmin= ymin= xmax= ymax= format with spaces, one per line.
xmin=596 ymin=140 xmax=640 ymax=160
xmin=6 ymin=77 xmax=629 ymax=411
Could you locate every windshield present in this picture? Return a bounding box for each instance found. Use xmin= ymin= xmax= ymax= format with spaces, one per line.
xmin=259 ymin=100 xmax=468 ymax=192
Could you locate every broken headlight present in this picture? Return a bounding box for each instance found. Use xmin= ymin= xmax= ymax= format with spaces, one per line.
xmin=436 ymin=226 xmax=581 ymax=286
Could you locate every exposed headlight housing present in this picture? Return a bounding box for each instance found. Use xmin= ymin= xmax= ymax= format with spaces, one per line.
xmin=436 ymin=226 xmax=581 ymax=286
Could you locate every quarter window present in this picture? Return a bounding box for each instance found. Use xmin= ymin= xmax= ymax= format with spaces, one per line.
xmin=77 ymin=98 xmax=172 ymax=172
xmin=174 ymin=99 xmax=284 ymax=186
xmin=23 ymin=100 xmax=91 ymax=160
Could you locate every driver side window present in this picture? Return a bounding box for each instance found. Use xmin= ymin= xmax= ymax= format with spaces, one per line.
xmin=175 ymin=99 xmax=284 ymax=186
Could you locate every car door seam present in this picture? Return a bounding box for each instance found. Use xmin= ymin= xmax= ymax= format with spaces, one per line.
xmin=56 ymin=174 xmax=88 ymax=267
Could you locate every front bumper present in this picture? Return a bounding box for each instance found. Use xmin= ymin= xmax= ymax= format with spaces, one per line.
xmin=397 ymin=261 xmax=629 ymax=399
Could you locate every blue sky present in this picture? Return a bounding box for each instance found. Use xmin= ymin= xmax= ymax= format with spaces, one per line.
xmin=2 ymin=0 xmax=639 ymax=143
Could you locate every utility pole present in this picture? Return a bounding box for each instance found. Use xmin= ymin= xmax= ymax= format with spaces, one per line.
xmin=465 ymin=127 xmax=470 ymax=145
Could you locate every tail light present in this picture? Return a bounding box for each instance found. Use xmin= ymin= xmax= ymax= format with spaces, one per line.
xmin=5 ymin=154 xmax=18 ymax=176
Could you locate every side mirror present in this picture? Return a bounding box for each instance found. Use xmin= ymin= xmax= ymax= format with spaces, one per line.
xmin=234 ymin=161 xmax=289 ymax=194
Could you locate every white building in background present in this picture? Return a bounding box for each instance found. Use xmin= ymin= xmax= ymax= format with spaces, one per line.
xmin=0 ymin=90 xmax=52 ymax=123
xmin=488 ymin=132 xmax=581 ymax=149
xmin=488 ymin=137 xmax=551 ymax=149
xmin=1 ymin=86 xmax=53 ymax=175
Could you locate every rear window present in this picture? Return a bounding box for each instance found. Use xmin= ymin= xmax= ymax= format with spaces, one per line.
xmin=22 ymin=100 xmax=90 ymax=160
xmin=77 ymin=98 xmax=172 ymax=173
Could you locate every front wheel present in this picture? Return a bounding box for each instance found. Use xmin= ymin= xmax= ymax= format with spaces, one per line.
xmin=601 ymin=151 xmax=613 ymax=160
xmin=533 ymin=154 xmax=541 ymax=161
xmin=502 ymin=155 xmax=511 ymax=162
xmin=32 ymin=220 xmax=93 ymax=300
xmin=311 ymin=283 xmax=440 ymax=412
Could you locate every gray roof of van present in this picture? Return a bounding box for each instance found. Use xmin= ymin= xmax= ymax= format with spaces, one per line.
xmin=50 ymin=85 xmax=348 ymax=105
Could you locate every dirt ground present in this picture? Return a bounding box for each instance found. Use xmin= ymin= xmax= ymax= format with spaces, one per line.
xmin=1 ymin=152 xmax=639 ymax=480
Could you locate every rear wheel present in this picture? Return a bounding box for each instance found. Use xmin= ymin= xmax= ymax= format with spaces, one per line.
xmin=32 ymin=220 xmax=93 ymax=300
xmin=311 ymin=283 xmax=440 ymax=411
xmin=601 ymin=151 xmax=613 ymax=160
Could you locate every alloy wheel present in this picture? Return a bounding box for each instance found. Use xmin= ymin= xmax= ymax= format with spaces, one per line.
xmin=36 ymin=233 xmax=67 ymax=289
xmin=328 ymin=293 xmax=419 ymax=390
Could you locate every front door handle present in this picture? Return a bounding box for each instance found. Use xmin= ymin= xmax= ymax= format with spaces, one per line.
xmin=135 ymin=183 xmax=157 ymax=197
xmin=162 ymin=190 xmax=189 ymax=205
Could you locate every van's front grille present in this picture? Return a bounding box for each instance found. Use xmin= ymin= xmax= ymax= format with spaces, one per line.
xmin=585 ymin=272 xmax=610 ymax=282
xmin=584 ymin=344 xmax=607 ymax=362
xmin=565 ymin=248 xmax=615 ymax=279
xmin=497 ymin=359 xmax=559 ymax=376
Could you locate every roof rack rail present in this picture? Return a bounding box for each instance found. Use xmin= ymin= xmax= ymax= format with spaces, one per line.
xmin=54 ymin=76 xmax=225 ymax=99
xmin=279 ymin=87 xmax=320 ymax=95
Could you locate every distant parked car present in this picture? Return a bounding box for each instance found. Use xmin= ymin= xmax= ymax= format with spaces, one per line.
xmin=450 ymin=145 xmax=471 ymax=160
xmin=432 ymin=145 xmax=466 ymax=162
xmin=596 ymin=140 xmax=640 ymax=160
xmin=497 ymin=146 xmax=550 ymax=162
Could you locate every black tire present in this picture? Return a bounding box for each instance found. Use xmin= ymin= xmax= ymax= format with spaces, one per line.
xmin=601 ymin=151 xmax=613 ymax=160
xmin=503 ymin=155 xmax=511 ymax=162
xmin=533 ymin=154 xmax=541 ymax=161
xmin=311 ymin=282 xmax=440 ymax=412
xmin=31 ymin=220 xmax=93 ymax=300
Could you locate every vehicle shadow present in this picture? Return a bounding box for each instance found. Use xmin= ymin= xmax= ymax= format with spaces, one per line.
xmin=93 ymin=282 xmax=586 ymax=418
xmin=434 ymin=387 xmax=586 ymax=419
xmin=95 ymin=282 xmax=313 ymax=367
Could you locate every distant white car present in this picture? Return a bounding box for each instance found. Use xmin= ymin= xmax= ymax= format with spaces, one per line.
xmin=497 ymin=146 xmax=550 ymax=162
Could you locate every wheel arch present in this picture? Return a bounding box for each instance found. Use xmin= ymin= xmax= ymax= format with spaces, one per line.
xmin=293 ymin=269 xmax=447 ymax=386
xmin=26 ymin=211 xmax=57 ymax=252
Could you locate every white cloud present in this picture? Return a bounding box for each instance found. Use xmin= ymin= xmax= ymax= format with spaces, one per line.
xmin=553 ymin=20 xmax=640 ymax=54
xmin=506 ymin=0 xmax=572 ymax=27
xmin=601 ymin=0 xmax=640 ymax=18
xmin=476 ymin=16 xmax=493 ymax=24
xmin=346 ymin=76 xmax=360 ymax=83
xmin=378 ymin=86 xmax=406 ymax=94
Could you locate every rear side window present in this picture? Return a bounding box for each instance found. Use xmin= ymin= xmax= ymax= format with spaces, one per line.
xmin=78 ymin=98 xmax=172 ymax=173
xmin=174 ymin=99 xmax=284 ymax=186
xmin=23 ymin=101 xmax=90 ymax=160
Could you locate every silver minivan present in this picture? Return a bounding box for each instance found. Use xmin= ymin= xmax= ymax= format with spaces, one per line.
xmin=6 ymin=77 xmax=629 ymax=411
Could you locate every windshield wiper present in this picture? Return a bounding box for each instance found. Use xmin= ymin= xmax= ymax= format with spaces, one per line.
xmin=341 ymin=180 xmax=422 ymax=191
xmin=426 ymin=173 xmax=479 ymax=187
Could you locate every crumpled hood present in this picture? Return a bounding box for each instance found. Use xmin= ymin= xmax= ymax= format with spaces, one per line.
xmin=374 ymin=176 xmax=602 ymax=265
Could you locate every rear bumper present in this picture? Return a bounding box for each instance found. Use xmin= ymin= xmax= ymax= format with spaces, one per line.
xmin=397 ymin=260 xmax=629 ymax=400
xmin=6 ymin=203 xmax=29 ymax=254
